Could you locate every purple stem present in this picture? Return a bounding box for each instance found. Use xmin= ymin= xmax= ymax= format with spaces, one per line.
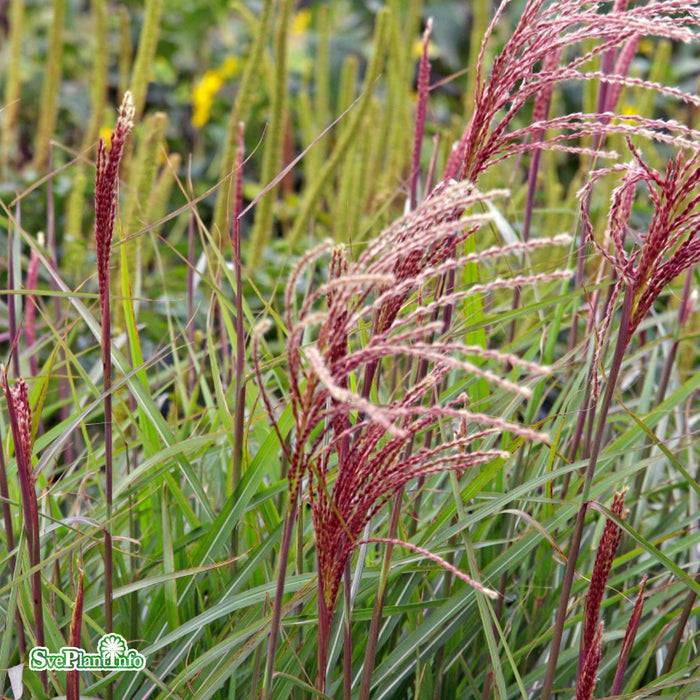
xmin=263 ymin=497 xmax=300 ymax=700
xmin=0 ymin=424 xmax=26 ymax=654
xmin=358 ymin=484 xmax=405 ymax=700
xmin=232 ymin=122 xmax=246 ymax=494
xmin=102 ymin=282 xmax=113 ymax=639
xmin=8 ymin=204 xmax=20 ymax=377
xmin=343 ymin=562 xmax=352 ymax=700
xmin=541 ymin=284 xmax=634 ymax=700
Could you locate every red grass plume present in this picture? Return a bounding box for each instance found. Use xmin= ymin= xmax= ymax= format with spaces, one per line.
xmin=255 ymin=183 xmax=573 ymax=683
xmin=1 ymin=368 xmax=46 ymax=689
xmin=439 ymin=0 xmax=700 ymax=190
xmin=579 ymin=489 xmax=627 ymax=679
xmin=581 ymin=141 xmax=700 ymax=394
xmin=576 ymin=622 xmax=604 ymax=700
xmin=95 ymin=91 xmax=135 ymax=309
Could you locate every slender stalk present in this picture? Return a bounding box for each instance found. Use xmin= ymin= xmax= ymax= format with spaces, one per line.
xmin=659 ymin=568 xmax=700 ymax=677
xmin=47 ymin=149 xmax=75 ymax=466
xmin=187 ymin=163 xmax=196 ymax=397
xmin=25 ymin=242 xmax=41 ymax=378
xmin=8 ymin=203 xmax=20 ymax=377
xmin=262 ymin=497 xmax=299 ymax=700
xmin=93 ymin=95 xmax=134 ymax=680
xmin=231 ymin=122 xmax=246 ymax=565
xmin=342 ymin=562 xmax=352 ymax=700
xmin=102 ymin=291 xmax=114 ymax=643
xmin=0 ymin=422 xmax=25 ymax=655
xmin=541 ymin=284 xmax=633 ymax=700
xmin=2 ymin=372 xmax=46 ymax=690
xmin=358 ymin=485 xmax=404 ymax=700
xmin=232 ymin=122 xmax=246 ymax=494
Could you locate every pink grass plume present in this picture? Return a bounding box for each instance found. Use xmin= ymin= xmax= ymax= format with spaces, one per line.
xmin=611 ymin=575 xmax=647 ymax=695
xmin=1 ymin=368 xmax=46 ymax=689
xmin=93 ymin=91 xmax=135 ymax=641
xmin=579 ymin=489 xmax=627 ymax=678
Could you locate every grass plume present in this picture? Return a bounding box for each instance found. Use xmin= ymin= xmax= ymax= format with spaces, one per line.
xmin=1 ymin=369 xmax=45 ymax=690
xmin=257 ymin=182 xmax=571 ymax=693
xmin=93 ymin=91 xmax=135 ymax=640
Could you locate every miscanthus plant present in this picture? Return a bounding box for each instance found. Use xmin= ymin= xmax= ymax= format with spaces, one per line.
xmin=1 ymin=0 xmax=700 ymax=699
xmin=256 ymin=183 xmax=572 ymax=695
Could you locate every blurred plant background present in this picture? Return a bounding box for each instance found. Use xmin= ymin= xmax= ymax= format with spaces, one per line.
xmin=0 ymin=0 xmax=699 ymax=698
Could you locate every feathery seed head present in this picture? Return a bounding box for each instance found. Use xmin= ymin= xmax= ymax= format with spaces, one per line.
xmin=441 ymin=0 xmax=700 ymax=188
xmin=254 ymin=182 xmax=572 ymax=617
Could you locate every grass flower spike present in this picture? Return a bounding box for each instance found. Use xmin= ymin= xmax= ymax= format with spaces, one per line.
xmin=95 ymin=91 xmax=135 ymax=306
xmin=579 ymin=489 xmax=626 ymax=678
xmin=576 ymin=622 xmax=603 ymax=700
xmin=2 ymin=369 xmax=46 ymax=690
xmin=94 ymin=91 xmax=134 ymax=640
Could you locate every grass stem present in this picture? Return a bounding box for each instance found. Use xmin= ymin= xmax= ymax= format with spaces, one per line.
xmin=541 ymin=283 xmax=633 ymax=700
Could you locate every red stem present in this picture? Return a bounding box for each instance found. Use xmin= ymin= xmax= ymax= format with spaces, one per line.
xmin=541 ymin=284 xmax=633 ymax=700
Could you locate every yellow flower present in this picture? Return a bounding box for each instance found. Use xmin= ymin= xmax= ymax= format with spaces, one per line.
xmin=411 ymin=38 xmax=439 ymax=60
xmin=191 ymin=70 xmax=225 ymax=128
xmin=191 ymin=57 xmax=240 ymax=128
xmin=614 ymin=103 xmax=639 ymax=125
xmin=291 ymin=8 xmax=311 ymax=37
xmin=100 ymin=126 xmax=112 ymax=148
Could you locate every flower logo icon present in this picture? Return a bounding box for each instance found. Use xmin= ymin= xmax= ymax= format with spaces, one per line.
xmin=97 ymin=633 xmax=128 ymax=667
